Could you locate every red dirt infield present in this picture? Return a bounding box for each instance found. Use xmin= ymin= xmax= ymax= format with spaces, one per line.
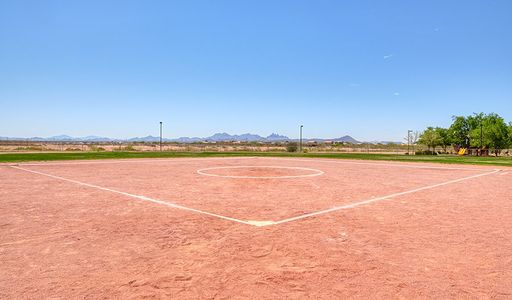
xmin=1 ymin=157 xmax=511 ymax=298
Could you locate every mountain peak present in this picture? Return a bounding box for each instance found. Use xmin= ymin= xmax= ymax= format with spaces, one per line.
xmin=266 ymin=133 xmax=288 ymax=140
xmin=332 ymin=135 xmax=360 ymax=143
xmin=1 ymin=133 xmax=364 ymax=143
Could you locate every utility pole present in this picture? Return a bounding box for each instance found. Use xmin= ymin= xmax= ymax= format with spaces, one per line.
xmin=407 ymin=129 xmax=412 ymax=155
xmin=299 ymin=125 xmax=303 ymax=153
xmin=159 ymin=121 xmax=163 ymax=152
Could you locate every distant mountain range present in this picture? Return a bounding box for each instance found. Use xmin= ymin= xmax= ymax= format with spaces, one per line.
xmin=0 ymin=133 xmax=369 ymax=143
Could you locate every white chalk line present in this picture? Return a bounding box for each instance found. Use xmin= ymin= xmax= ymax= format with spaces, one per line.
xmin=10 ymin=166 xmax=254 ymax=227
xmin=196 ymin=165 xmax=324 ymax=179
xmin=8 ymin=165 xmax=503 ymax=228
xmin=260 ymin=156 xmax=490 ymax=171
xmin=7 ymin=156 xmax=257 ymax=167
xmin=6 ymin=155 xmax=493 ymax=172
xmin=499 ymin=172 xmax=510 ymax=176
xmin=270 ymin=168 xmax=501 ymax=226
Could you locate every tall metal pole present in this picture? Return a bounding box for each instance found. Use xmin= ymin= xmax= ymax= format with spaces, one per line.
xmin=299 ymin=125 xmax=303 ymax=153
xmin=159 ymin=121 xmax=163 ymax=152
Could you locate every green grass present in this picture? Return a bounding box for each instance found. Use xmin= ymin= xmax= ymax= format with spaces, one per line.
xmin=1 ymin=151 xmax=511 ymax=167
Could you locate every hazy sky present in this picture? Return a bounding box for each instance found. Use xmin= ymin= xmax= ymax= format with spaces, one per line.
xmin=1 ymin=0 xmax=511 ymax=141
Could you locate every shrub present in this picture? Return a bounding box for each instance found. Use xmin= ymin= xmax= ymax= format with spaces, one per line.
xmin=123 ymin=145 xmax=136 ymax=151
xmin=286 ymin=143 xmax=298 ymax=152
xmin=14 ymin=146 xmax=43 ymax=151
xmin=415 ymin=150 xmax=437 ymax=155
xmin=89 ymin=145 xmax=106 ymax=152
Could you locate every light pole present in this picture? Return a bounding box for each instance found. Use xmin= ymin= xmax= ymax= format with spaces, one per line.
xmin=407 ymin=129 xmax=412 ymax=155
xmin=299 ymin=125 xmax=303 ymax=153
xmin=159 ymin=121 xmax=163 ymax=152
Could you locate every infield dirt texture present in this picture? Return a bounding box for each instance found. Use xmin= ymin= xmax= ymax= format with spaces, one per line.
xmin=1 ymin=157 xmax=511 ymax=298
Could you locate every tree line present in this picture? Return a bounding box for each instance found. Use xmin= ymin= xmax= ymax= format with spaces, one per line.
xmin=418 ymin=113 xmax=512 ymax=155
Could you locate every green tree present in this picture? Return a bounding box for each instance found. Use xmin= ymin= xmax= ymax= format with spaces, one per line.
xmin=435 ymin=127 xmax=451 ymax=153
xmin=509 ymin=122 xmax=512 ymax=148
xmin=467 ymin=112 xmax=484 ymax=129
xmin=449 ymin=116 xmax=471 ymax=146
xmin=469 ymin=113 xmax=509 ymax=155
xmin=419 ymin=127 xmax=441 ymax=153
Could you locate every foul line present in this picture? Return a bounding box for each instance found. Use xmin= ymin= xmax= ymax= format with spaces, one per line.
xmin=10 ymin=166 xmax=254 ymax=227
xmin=8 ymin=156 xmax=257 ymax=167
xmin=260 ymin=156 xmax=489 ymax=171
xmin=7 ymin=155 xmax=493 ymax=172
xmin=271 ymin=168 xmax=501 ymax=226
xmin=8 ymin=165 xmax=503 ymax=227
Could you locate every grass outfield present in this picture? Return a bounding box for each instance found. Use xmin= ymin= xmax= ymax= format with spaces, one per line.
xmin=0 ymin=151 xmax=511 ymax=166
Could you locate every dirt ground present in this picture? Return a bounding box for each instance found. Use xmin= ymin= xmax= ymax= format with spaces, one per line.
xmin=1 ymin=157 xmax=511 ymax=299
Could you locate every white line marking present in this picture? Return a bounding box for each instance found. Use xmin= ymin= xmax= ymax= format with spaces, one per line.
xmin=260 ymin=156 xmax=489 ymax=171
xmin=196 ymin=165 xmax=324 ymax=179
xmin=247 ymin=220 xmax=276 ymax=227
xmin=268 ymin=169 xmax=501 ymax=226
xmin=10 ymin=166 xmax=254 ymax=227
xmin=9 ymin=155 xmax=491 ymax=172
xmin=9 ymin=156 xmax=256 ymax=166
xmin=9 ymin=165 xmax=503 ymax=228
xmin=500 ymin=172 xmax=510 ymax=176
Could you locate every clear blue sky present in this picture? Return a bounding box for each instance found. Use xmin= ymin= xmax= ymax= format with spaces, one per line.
xmin=1 ymin=1 xmax=511 ymax=141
